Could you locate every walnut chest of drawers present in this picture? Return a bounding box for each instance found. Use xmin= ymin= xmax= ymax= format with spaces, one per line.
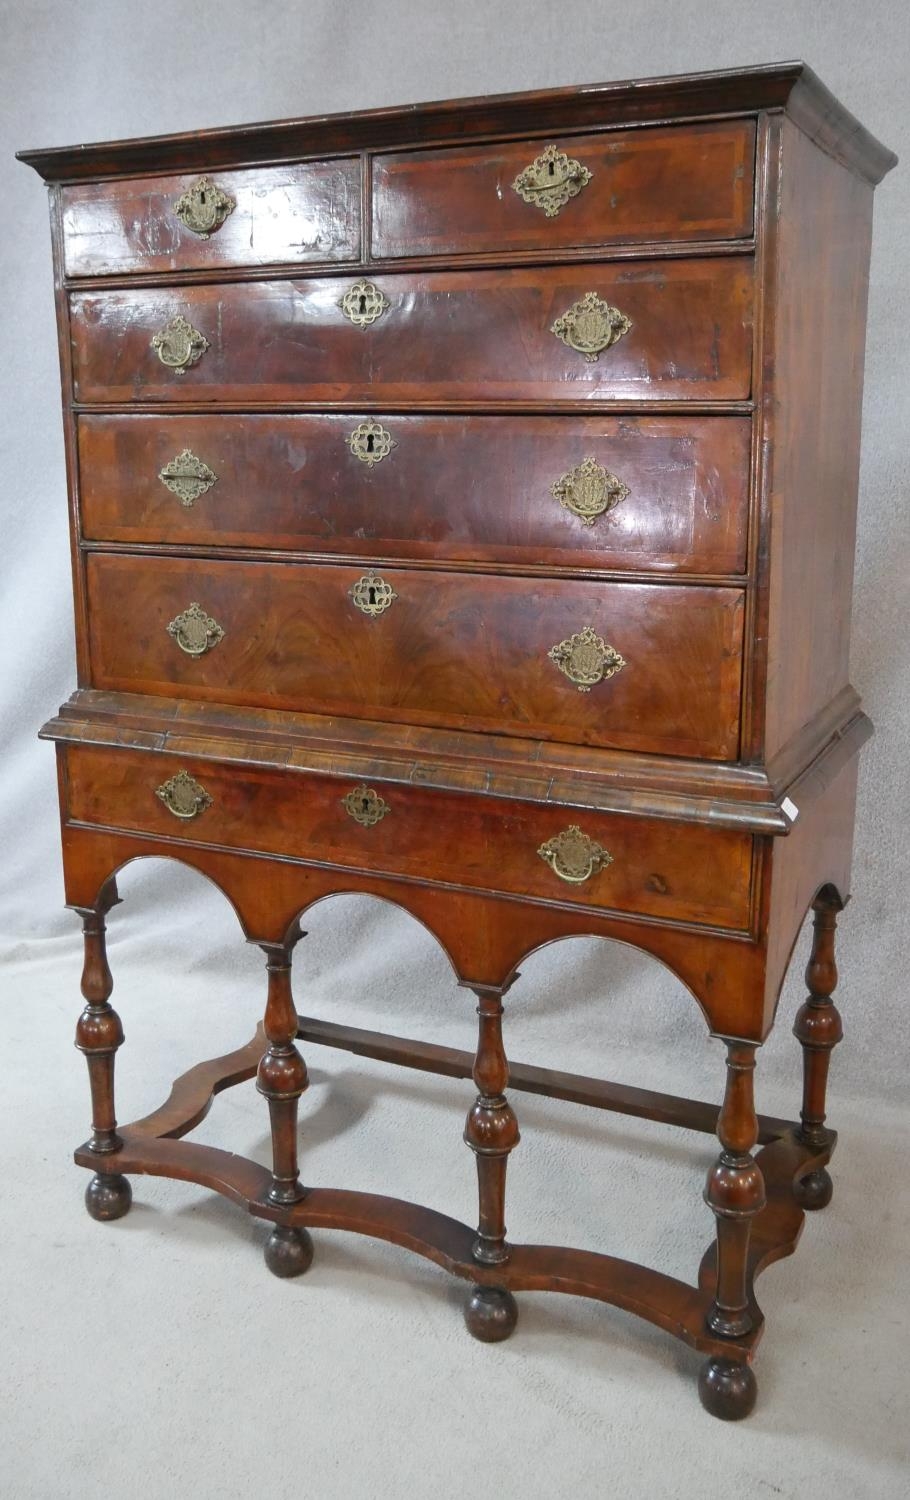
xmin=20 ymin=62 xmax=896 ymax=1420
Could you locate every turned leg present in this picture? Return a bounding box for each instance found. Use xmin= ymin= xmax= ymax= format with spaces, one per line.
xmin=463 ymin=986 xmax=519 ymax=1342
xmin=74 ymin=891 xmax=131 ymax=1222
xmin=257 ymin=929 xmax=313 ymax=1277
xmin=793 ymin=893 xmax=844 ymax=1210
xmin=700 ymin=1041 xmax=765 ymax=1420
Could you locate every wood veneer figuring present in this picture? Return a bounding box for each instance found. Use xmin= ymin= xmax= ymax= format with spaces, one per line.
xmin=21 ymin=62 xmax=895 ymax=1420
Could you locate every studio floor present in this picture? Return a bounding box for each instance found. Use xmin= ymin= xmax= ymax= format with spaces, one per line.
xmin=2 ymin=870 xmax=907 ymax=1500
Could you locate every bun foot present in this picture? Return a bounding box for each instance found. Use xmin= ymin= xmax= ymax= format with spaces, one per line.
xmin=85 ymin=1172 xmax=132 ymax=1222
xmin=794 ymin=1166 xmax=833 ymax=1210
xmin=698 ymin=1356 xmax=757 ymax=1421
xmin=464 ymin=1285 xmax=518 ymax=1343
xmin=264 ymin=1224 xmax=314 ymax=1278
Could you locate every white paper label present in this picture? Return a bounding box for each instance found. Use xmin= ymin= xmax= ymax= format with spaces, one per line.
xmin=781 ymin=797 xmax=799 ymax=823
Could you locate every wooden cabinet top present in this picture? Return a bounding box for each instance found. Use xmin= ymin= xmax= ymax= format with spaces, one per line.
xmin=18 ymin=61 xmax=895 ymax=186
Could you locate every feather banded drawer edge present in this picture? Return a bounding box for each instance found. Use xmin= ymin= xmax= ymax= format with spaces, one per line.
xmin=20 ymin=62 xmax=896 ymax=1421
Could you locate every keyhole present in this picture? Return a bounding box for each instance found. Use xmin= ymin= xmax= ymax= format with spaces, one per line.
xmin=359 ymin=293 xmax=368 ymax=313
xmin=367 ymin=585 xmax=377 ymax=605
xmin=199 ymin=189 xmax=207 ymax=205
xmin=366 ymin=433 xmax=375 ymax=453
xmin=548 ymin=159 xmax=555 ymax=177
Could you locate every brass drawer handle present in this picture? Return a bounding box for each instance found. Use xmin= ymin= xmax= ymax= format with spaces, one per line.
xmin=339 ymin=279 xmax=390 ymax=327
xmin=151 ymin=315 xmax=209 ymax=373
xmin=343 ymin=785 xmax=390 ymax=827
xmin=538 ymin=825 xmax=612 ymax=884
xmin=155 ymin=770 xmax=213 ymax=821
xmin=172 ymin=175 xmax=235 ymax=237
xmin=167 ymin=601 xmax=225 ymax=656
xmin=552 ymin=456 xmax=629 ymax=527
xmin=349 ymin=570 xmax=398 ymax=617
xmin=548 ymin=625 xmax=625 ymax=692
xmin=551 ymin=292 xmax=631 ymax=363
xmin=512 ymin=144 xmax=592 ymax=217
xmin=158 ymin=449 xmax=218 ymax=507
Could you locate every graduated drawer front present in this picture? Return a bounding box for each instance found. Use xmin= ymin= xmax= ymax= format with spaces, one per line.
xmin=78 ymin=412 xmax=750 ymax=574
xmin=69 ymin=259 xmax=754 ymax=405
xmin=60 ymin=161 xmax=362 ymax=277
xmin=62 ymin=744 xmax=755 ymax=931
xmin=85 ymin=554 xmax=745 ymax=758
xmin=372 ymin=121 xmax=755 ymax=258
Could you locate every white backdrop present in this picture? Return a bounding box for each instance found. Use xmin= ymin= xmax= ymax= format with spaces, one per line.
xmin=2 ymin=6 xmax=909 ymax=1498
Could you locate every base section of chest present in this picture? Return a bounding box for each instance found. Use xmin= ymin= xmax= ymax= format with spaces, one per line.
xmin=50 ymin=719 xmax=861 ymax=1043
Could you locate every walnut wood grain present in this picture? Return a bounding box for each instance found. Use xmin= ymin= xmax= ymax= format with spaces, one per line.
xmin=293 ymin=1014 xmax=797 ymax=1142
xmin=60 ymin=160 xmax=362 ymax=278
xmin=61 ymin=742 xmax=755 ymax=930
xmin=756 ymin=118 xmax=876 ymax=764
xmin=77 ymin=411 xmax=750 ymax=574
xmin=83 ymin=553 xmax=745 ymax=757
xmin=18 ymin=63 xmax=896 ymax=186
xmin=69 ymin=259 xmax=754 ymax=406
xmin=46 ymin=686 xmax=872 ymax=836
xmin=20 ymin=64 xmax=896 ymax=1418
xmin=71 ymin=1117 xmax=831 ymax=1361
xmin=372 ymin=120 xmax=755 ymax=258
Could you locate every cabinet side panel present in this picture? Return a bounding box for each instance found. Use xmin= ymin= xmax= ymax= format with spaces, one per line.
xmin=762 ymin=118 xmax=875 ymax=763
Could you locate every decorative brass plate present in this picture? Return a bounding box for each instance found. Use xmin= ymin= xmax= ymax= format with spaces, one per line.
xmin=339 ymin=279 xmax=390 ymax=328
xmin=155 ymin=770 xmax=213 ymax=821
xmin=151 ymin=315 xmax=209 ymax=373
xmin=548 ymin=625 xmax=626 ymax=692
xmin=346 ymin=420 xmax=396 ymax=467
xmin=158 ymin=449 xmax=218 ymax=507
xmin=551 ymin=292 xmax=632 ymax=363
xmin=349 ymin=570 xmax=398 ymax=617
xmin=167 ymin=601 xmax=225 ymax=656
xmin=538 ymin=825 xmax=612 ymax=884
xmin=342 ymin=785 xmax=390 ymax=827
xmin=512 ymin=143 xmax=592 ymax=217
xmin=551 ymin=455 xmax=630 ymax=527
xmin=172 ymin=175 xmax=236 ymax=237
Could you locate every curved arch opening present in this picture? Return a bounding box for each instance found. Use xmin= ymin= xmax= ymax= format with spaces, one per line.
xmin=286 ymin=890 xmax=465 ymax=1050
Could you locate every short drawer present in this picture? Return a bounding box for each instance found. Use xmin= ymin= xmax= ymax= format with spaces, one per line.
xmin=69 ymin=258 xmax=753 ymax=405
xmin=60 ymin=161 xmax=361 ymax=277
xmin=62 ymin=744 xmax=755 ymax=931
xmin=78 ymin=412 xmax=751 ymax=575
xmin=84 ymin=554 xmax=745 ymax=759
xmin=372 ymin=121 xmax=755 ymax=258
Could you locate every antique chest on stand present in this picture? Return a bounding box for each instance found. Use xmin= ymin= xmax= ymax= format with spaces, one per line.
xmin=20 ymin=62 xmax=895 ymax=1420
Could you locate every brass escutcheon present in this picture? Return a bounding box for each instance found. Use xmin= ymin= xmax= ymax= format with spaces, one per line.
xmin=158 ymin=449 xmax=217 ymax=507
xmin=551 ymin=292 xmax=631 ymax=363
xmin=151 ymin=314 xmax=209 ymax=373
xmin=155 ymin=770 xmax=213 ymax=821
xmin=342 ymin=785 xmax=390 ymax=827
xmin=538 ymin=825 xmax=612 ymax=884
xmin=172 ymin=176 xmax=235 ymax=237
xmin=349 ymin=570 xmax=398 ymax=617
xmin=548 ymin=625 xmax=626 ymax=692
xmin=167 ymin=601 xmax=224 ymax=656
xmin=346 ymin=420 xmax=396 ymax=466
xmin=551 ymin=455 xmax=630 ymax=527
xmin=339 ymin=279 xmax=390 ymax=328
xmin=512 ymin=143 xmax=592 ymax=217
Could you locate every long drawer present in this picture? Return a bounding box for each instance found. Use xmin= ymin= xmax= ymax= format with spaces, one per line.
xmin=372 ymin=121 xmax=755 ymax=258
xmin=69 ymin=259 xmax=754 ymax=405
xmin=84 ymin=554 xmax=745 ymax=758
xmin=62 ymin=743 xmax=755 ymax=931
xmin=61 ymin=160 xmax=362 ymax=277
xmin=77 ymin=412 xmax=751 ymax=574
